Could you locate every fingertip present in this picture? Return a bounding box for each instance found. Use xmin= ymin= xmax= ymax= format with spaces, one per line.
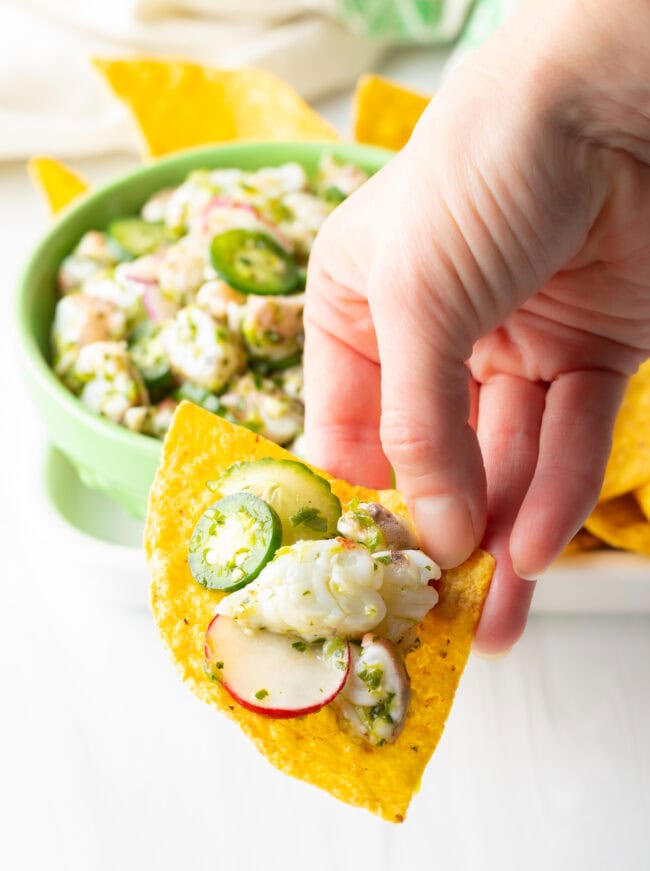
xmin=472 ymin=548 xmax=535 ymax=654
xmin=473 ymin=646 xmax=513 ymax=660
xmin=511 ymin=566 xmax=538 ymax=582
xmin=509 ymin=506 xmax=580 ymax=580
xmin=473 ymin=607 xmax=528 ymax=655
xmin=414 ymin=493 xmax=479 ymax=569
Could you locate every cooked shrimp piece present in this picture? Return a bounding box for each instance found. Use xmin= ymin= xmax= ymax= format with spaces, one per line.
xmin=217 ymin=540 xmax=438 ymax=645
xmin=158 ymin=237 xmax=209 ymax=306
xmin=333 ymin=634 xmax=411 ymax=745
xmin=241 ymin=293 xmax=304 ymax=364
xmin=52 ymin=294 xmax=126 ymax=380
xmin=316 ymin=153 xmax=369 ymax=199
xmin=337 ymin=502 xmax=419 ymax=552
xmin=195 ymin=279 xmax=246 ymax=323
xmin=219 ymin=372 xmax=304 ymax=445
xmin=72 ymin=341 xmax=148 ymax=423
xmin=216 ymin=539 xmax=386 ymax=640
xmin=162 ymin=305 xmax=244 ymax=392
xmin=124 ymin=397 xmax=178 ymax=439
xmin=58 ymin=230 xmax=121 ymax=293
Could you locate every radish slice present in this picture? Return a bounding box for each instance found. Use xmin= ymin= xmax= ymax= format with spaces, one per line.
xmin=197 ymin=197 xmax=293 ymax=251
xmin=205 ymin=615 xmax=350 ymax=718
xmin=142 ymin=285 xmax=179 ymax=323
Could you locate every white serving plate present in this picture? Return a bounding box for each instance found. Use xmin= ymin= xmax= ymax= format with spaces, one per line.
xmin=25 ymin=444 xmax=650 ymax=614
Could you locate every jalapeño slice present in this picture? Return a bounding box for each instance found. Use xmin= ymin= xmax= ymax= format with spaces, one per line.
xmin=210 ymin=229 xmax=300 ymax=295
xmin=189 ymin=493 xmax=281 ymax=592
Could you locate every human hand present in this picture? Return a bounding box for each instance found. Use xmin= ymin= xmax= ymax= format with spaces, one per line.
xmin=303 ymin=0 xmax=650 ymax=653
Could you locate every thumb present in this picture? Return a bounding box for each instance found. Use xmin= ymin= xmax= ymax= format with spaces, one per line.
xmin=369 ymin=282 xmax=486 ymax=569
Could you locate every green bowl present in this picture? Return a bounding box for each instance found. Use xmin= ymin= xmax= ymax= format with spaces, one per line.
xmin=16 ymin=141 xmax=392 ymax=519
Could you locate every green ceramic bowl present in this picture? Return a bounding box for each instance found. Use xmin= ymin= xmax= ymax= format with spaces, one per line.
xmin=16 ymin=141 xmax=392 ymax=519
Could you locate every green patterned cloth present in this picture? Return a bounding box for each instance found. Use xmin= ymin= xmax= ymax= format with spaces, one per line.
xmin=336 ymin=0 xmax=473 ymax=43
xmin=336 ymin=0 xmax=521 ymax=47
xmin=450 ymin=0 xmax=521 ymax=61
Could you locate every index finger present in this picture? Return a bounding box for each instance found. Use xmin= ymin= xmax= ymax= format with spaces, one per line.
xmin=304 ymin=274 xmax=390 ymax=488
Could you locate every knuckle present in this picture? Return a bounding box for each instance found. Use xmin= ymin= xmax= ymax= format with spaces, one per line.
xmin=380 ymin=415 xmax=436 ymax=471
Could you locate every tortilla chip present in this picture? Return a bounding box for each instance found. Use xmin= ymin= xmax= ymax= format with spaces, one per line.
xmin=562 ymin=528 xmax=604 ymax=556
xmin=27 ymin=156 xmax=89 ymax=215
xmin=585 ymin=493 xmax=650 ymax=555
xmin=634 ymin=481 xmax=650 ymax=522
xmin=353 ymin=74 xmax=430 ymax=150
xmin=600 ymin=359 xmax=650 ymax=500
xmin=145 ymin=402 xmax=494 ymax=822
xmin=93 ymin=58 xmax=339 ymax=159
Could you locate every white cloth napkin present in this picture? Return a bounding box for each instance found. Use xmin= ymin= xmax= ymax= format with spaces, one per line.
xmin=0 ymin=0 xmax=387 ymax=160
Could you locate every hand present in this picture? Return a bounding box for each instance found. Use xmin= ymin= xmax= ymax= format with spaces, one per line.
xmin=303 ymin=0 xmax=650 ymax=653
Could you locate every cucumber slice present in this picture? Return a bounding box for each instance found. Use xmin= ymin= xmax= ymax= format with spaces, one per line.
xmin=217 ymin=458 xmax=341 ymax=545
xmin=107 ymin=217 xmax=177 ymax=258
xmin=128 ymin=325 xmax=173 ymax=401
xmin=173 ymin=382 xmax=224 ymax=416
xmin=189 ymin=493 xmax=281 ymax=592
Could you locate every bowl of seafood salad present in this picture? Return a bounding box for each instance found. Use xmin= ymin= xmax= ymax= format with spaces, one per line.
xmin=193 ymin=456 xmax=440 ymax=744
xmin=17 ymin=142 xmax=391 ymax=518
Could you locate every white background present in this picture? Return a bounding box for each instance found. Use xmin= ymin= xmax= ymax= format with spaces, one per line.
xmin=2 ymin=46 xmax=649 ymax=871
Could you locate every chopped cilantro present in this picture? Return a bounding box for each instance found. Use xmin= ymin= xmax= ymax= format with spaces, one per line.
xmin=255 ymin=689 xmax=269 ymax=700
xmin=359 ymin=666 xmax=383 ymax=691
xmin=292 ymin=641 xmax=307 ymax=652
xmin=290 ymin=506 xmax=328 ymax=532
xmin=369 ymin=693 xmax=395 ymax=725
xmin=374 ymin=554 xmax=392 ymax=566
xmin=241 ymin=419 xmax=263 ymax=434
xmin=324 ymin=186 xmax=346 ymax=205
xmin=215 ymin=661 xmax=224 ymax=669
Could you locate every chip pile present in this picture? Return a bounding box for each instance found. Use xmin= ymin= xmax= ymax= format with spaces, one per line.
xmin=575 ymin=359 xmax=650 ymax=555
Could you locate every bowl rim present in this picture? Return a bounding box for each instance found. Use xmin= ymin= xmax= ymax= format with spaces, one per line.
xmin=15 ymin=140 xmax=393 ymax=455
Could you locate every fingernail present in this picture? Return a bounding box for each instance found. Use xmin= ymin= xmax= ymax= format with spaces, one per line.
xmin=474 ymin=647 xmax=512 ymax=660
xmin=513 ymin=566 xmax=538 ymax=582
xmin=414 ymin=494 xmax=476 ymax=569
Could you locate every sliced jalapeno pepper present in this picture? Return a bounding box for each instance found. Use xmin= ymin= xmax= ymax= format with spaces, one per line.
xmin=188 ymin=493 xmax=282 ymax=592
xmin=210 ymin=229 xmax=300 ymax=295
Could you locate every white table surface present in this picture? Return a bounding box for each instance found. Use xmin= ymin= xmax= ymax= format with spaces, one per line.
xmin=2 ymin=46 xmax=649 ymax=871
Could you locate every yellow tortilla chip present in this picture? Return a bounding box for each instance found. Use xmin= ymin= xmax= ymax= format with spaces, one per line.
xmin=27 ymin=156 xmax=89 ymax=215
xmin=562 ymin=528 xmax=604 ymax=556
xmin=93 ymin=58 xmax=339 ymax=159
xmin=600 ymin=359 xmax=650 ymax=500
xmin=634 ymin=481 xmax=650 ymax=522
xmin=585 ymin=493 xmax=650 ymax=555
xmin=353 ymin=74 xmax=430 ymax=150
xmin=145 ymin=402 xmax=494 ymax=822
